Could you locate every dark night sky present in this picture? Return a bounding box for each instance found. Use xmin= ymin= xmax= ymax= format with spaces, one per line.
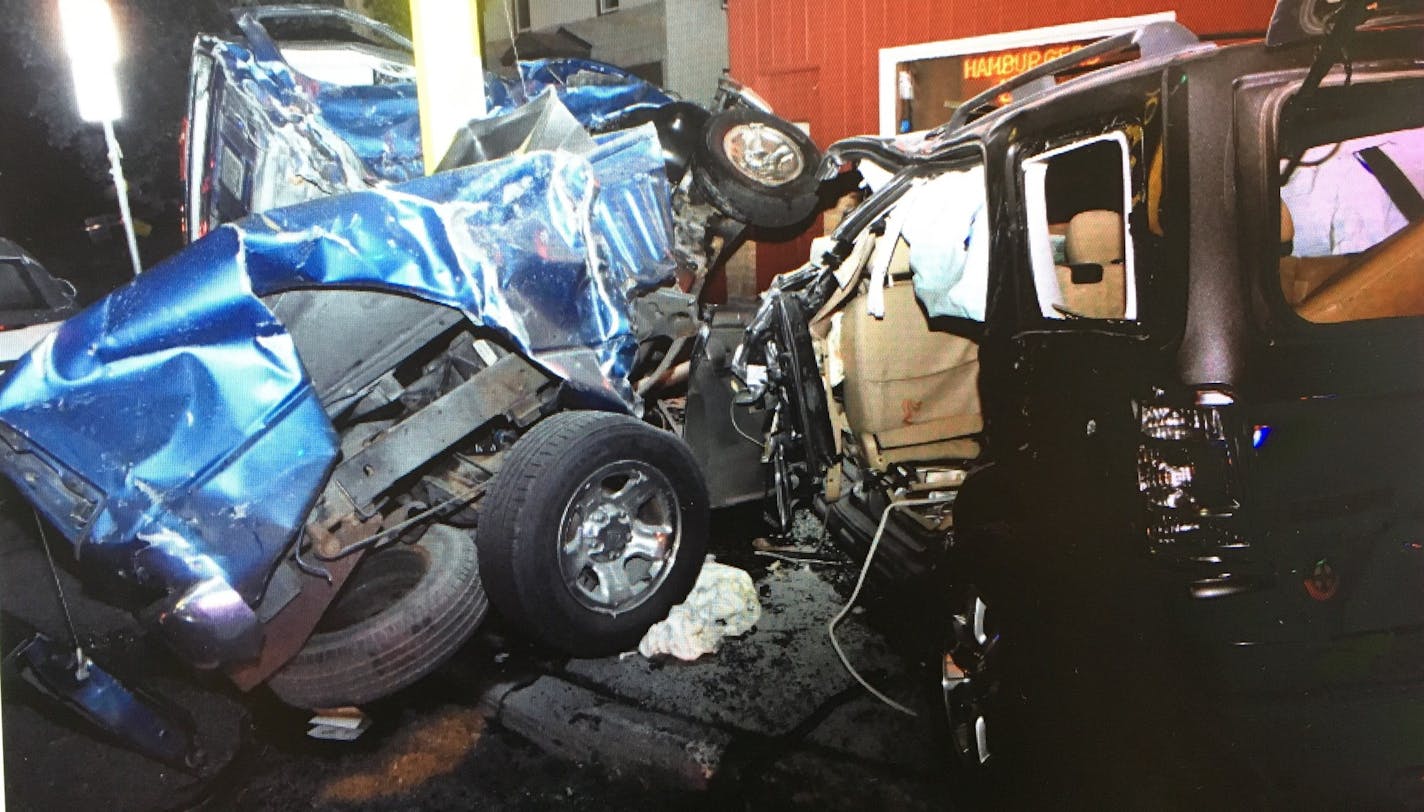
xmin=0 ymin=0 xmax=341 ymax=297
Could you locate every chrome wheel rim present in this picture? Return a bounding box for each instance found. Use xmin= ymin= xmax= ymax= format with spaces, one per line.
xmin=722 ymin=123 xmax=804 ymax=187
xmin=557 ymin=460 xmax=682 ymax=615
xmin=943 ymin=590 xmax=998 ymax=766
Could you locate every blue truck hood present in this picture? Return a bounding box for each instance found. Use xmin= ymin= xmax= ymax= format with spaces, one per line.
xmin=0 ymin=124 xmax=674 ymax=605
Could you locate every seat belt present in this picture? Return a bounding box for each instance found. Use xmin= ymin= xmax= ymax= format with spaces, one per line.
xmin=1356 ymin=146 xmax=1424 ymax=222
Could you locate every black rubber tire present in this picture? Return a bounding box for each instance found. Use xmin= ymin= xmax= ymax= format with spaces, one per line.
xmin=267 ymin=523 xmax=487 ymax=709
xmin=932 ymin=524 xmax=1035 ymax=796
xmin=478 ymin=411 xmax=709 ymax=657
xmin=692 ymin=106 xmax=822 ymax=230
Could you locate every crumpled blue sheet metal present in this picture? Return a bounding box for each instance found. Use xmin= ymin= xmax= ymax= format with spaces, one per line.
xmin=506 ymin=60 xmax=675 ymax=132
xmin=0 ymin=125 xmax=674 ymax=606
xmin=209 ymin=35 xmax=673 ymax=186
xmin=199 ymin=37 xmax=375 ymax=205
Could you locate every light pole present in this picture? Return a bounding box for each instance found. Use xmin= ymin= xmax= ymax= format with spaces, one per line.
xmin=409 ymin=0 xmax=488 ymax=174
xmin=58 ymin=0 xmax=142 ymax=277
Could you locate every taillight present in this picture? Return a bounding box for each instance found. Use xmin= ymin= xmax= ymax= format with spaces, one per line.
xmin=1137 ymin=388 xmax=1250 ymax=564
xmin=1138 ymin=389 xmax=1265 ymax=597
xmin=1136 ymin=389 xmax=1239 ymax=514
xmin=1139 ymin=403 xmax=1224 ymax=442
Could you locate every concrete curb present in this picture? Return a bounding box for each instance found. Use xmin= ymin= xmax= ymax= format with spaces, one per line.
xmin=481 ymin=675 xmax=731 ymax=790
xmin=477 ymin=673 xmax=950 ymax=809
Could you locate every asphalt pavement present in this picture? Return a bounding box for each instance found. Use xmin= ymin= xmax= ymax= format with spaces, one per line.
xmin=1 ymin=492 xmax=1411 ymax=810
xmin=0 ymin=495 xmax=959 ymax=811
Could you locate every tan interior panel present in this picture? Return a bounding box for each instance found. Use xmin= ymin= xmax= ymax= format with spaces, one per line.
xmin=1279 ymin=254 xmax=1353 ymax=306
xmin=840 ymin=283 xmax=982 ymax=463
xmin=1297 ymin=219 xmax=1424 ymax=323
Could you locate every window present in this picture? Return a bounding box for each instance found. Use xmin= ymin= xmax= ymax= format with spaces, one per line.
xmin=515 ymin=0 xmax=531 ymax=32
xmin=0 ymin=262 xmax=48 ymax=311
xmin=598 ymin=0 xmax=620 ymax=15
xmin=1022 ymin=132 xmax=1136 ymax=321
xmin=1278 ymin=121 xmax=1424 ymax=324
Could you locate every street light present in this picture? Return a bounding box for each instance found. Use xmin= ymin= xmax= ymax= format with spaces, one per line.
xmin=58 ymin=0 xmax=142 ymax=277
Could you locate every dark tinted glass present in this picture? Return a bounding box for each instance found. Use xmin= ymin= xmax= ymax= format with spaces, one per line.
xmin=0 ymin=261 xmax=48 ymax=311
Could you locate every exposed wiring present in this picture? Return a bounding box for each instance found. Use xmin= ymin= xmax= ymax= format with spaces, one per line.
xmin=828 ymin=496 xmax=948 ymax=717
xmin=1295 ymin=140 xmax=1343 ymax=169
xmin=32 ymin=508 xmax=86 ymax=677
xmin=501 ymin=0 xmax=530 ymax=97
xmin=754 ymin=549 xmax=848 ymax=567
xmin=728 ymin=399 xmax=763 ymax=447
xmin=291 ymin=527 xmax=332 ymax=583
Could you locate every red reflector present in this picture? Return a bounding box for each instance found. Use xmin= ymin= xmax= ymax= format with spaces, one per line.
xmin=1303 ymin=559 xmax=1339 ymax=601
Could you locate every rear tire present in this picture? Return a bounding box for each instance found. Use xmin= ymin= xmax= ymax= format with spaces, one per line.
xmin=933 ymin=526 xmax=1025 ymax=794
xmin=478 ymin=411 xmax=708 ymax=657
xmin=692 ymin=107 xmax=821 ymax=230
xmin=266 ymin=524 xmax=487 ymax=709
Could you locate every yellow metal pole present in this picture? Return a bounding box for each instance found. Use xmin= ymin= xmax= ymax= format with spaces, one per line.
xmin=409 ymin=0 xmax=487 ymax=174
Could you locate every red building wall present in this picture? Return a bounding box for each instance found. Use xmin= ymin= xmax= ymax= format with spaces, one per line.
xmin=725 ymin=1 xmax=1278 ymax=288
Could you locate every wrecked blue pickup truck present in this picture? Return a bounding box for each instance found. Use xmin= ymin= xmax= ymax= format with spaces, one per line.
xmin=0 ymin=5 xmax=820 ymax=729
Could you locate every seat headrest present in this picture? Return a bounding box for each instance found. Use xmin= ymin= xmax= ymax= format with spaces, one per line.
xmin=1065 ymin=210 xmax=1124 ymax=266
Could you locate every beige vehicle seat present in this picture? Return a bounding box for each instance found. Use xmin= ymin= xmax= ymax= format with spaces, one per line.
xmin=840 ymin=280 xmax=982 ymax=468
xmin=1055 ymin=209 xmax=1127 ymax=319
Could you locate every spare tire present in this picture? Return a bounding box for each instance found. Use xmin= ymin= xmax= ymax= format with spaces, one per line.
xmin=267 ymin=524 xmax=487 ymax=709
xmin=692 ymin=106 xmax=822 ymax=230
xmin=478 ymin=411 xmax=708 ymax=657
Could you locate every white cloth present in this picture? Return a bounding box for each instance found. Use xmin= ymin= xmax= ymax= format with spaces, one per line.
xmin=637 ymin=560 xmax=761 ymax=661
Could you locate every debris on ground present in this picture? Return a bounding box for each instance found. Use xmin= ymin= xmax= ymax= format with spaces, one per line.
xmin=307 ymin=706 xmax=373 ymax=741
xmin=316 ymin=706 xmax=488 ymax=804
xmin=638 ymin=559 xmax=761 ymax=661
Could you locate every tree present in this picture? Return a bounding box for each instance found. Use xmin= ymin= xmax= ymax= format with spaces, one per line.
xmin=350 ymin=0 xmax=412 ymax=37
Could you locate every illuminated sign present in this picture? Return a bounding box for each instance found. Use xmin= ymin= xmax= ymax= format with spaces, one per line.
xmin=962 ymin=43 xmax=1089 ymax=81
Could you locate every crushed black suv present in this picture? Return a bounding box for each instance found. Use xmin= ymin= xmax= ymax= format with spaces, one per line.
xmin=736 ymin=0 xmax=1424 ymax=796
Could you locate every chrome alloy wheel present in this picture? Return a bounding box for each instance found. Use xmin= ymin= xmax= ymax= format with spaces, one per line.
xmin=557 ymin=460 xmax=682 ymax=616
xmin=943 ymin=589 xmax=999 ymax=767
xmin=722 ymin=122 xmax=806 ymax=187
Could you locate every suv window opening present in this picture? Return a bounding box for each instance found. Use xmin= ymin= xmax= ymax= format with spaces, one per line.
xmin=1021 ymin=131 xmax=1139 ymax=322
xmin=1272 ymin=79 xmax=1424 ymax=326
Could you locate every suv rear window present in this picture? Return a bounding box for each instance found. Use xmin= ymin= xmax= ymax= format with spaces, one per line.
xmin=1278 ymin=110 xmax=1424 ymax=324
